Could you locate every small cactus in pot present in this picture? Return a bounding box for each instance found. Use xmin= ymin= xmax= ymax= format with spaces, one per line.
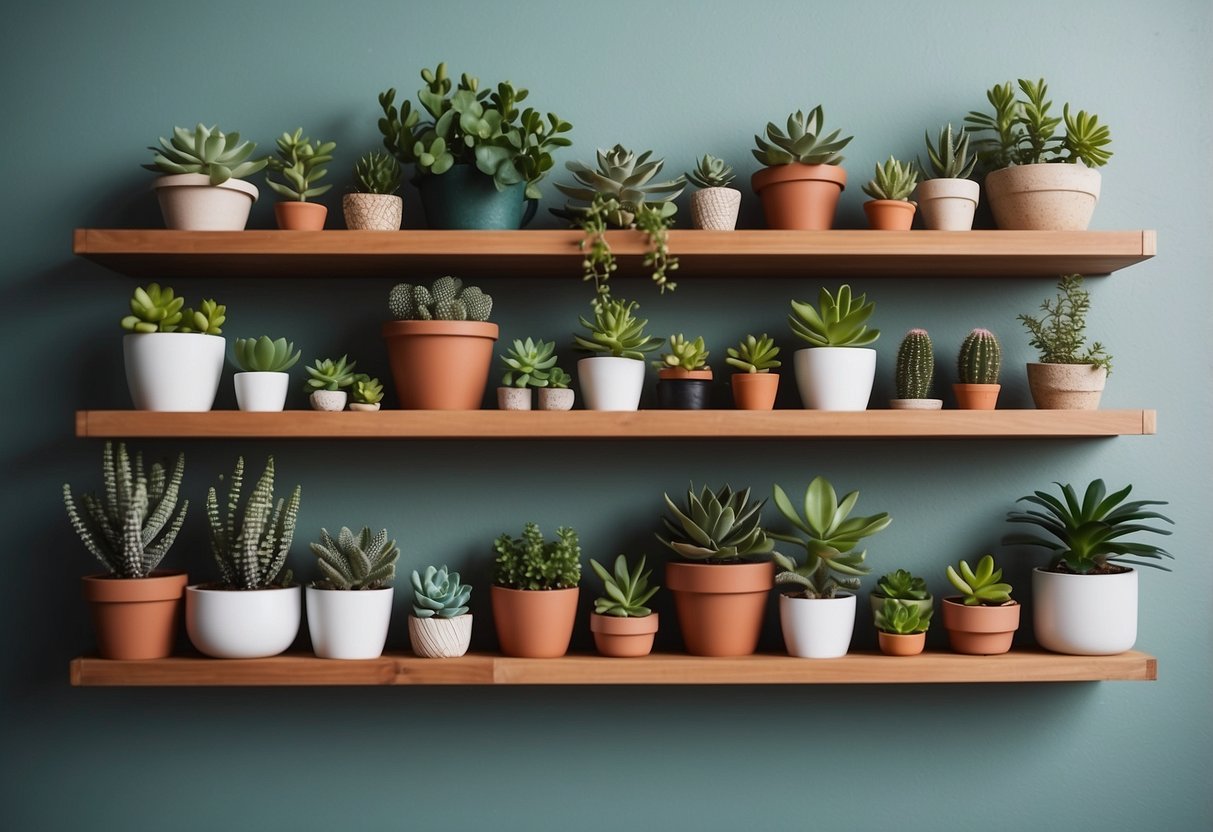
xmin=890 ymin=329 xmax=941 ymax=409
xmin=954 ymin=328 xmax=1002 ymax=410
xmin=343 ymin=151 xmax=403 ymax=230
xmin=686 ymin=154 xmax=741 ymax=230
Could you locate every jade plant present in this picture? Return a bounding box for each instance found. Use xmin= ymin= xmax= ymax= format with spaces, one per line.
xmin=590 ymin=554 xmax=659 ymax=618
xmin=921 ymin=124 xmax=977 ymax=180
xmin=493 ymin=523 xmax=581 ymax=591
xmin=862 ymin=156 xmax=919 ymax=201
xmin=726 ymin=334 xmax=781 ymax=374
xmin=206 ymin=456 xmax=302 ymax=590
xmin=121 ymin=283 xmax=225 ymax=335
xmin=894 ymin=328 xmax=934 ymax=400
xmin=1018 ymin=274 xmax=1112 ymax=372
xmin=574 ymin=298 xmax=663 ymax=360
xmin=411 ymin=565 xmax=472 ymax=617
xmin=946 ymin=555 xmax=1013 ymax=605
xmin=233 ymin=336 xmax=301 ymax=373
xmin=875 ymin=598 xmax=933 ymax=634
xmin=958 ymin=328 xmax=1001 ymax=384
xmin=685 ymin=154 xmax=735 ymax=189
xmin=654 ymin=334 xmax=709 ymax=372
xmin=309 ymin=526 xmax=399 ymax=590
xmin=353 ymin=151 xmax=401 ymax=195
xmin=753 ymin=106 xmax=853 ymax=167
xmin=872 ymin=569 xmax=930 ymax=602
xmin=304 ymin=355 xmax=357 ymax=393
xmin=144 ymin=123 xmax=267 ymax=185
xmin=658 ymin=483 xmax=776 ymax=563
xmin=265 ymin=128 xmax=336 ymax=202
xmin=500 ymin=338 xmax=558 ymax=388
xmin=788 ymin=285 xmax=879 ymax=347
xmin=350 ymin=374 xmax=384 ymax=405
xmin=388 ymin=275 xmax=493 ymax=322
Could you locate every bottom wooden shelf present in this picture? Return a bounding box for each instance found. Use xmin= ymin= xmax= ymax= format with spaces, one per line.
xmin=70 ymin=649 xmax=1157 ymax=686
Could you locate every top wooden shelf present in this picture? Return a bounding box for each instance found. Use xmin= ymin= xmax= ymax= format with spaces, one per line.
xmin=73 ymin=229 xmax=1156 ymax=280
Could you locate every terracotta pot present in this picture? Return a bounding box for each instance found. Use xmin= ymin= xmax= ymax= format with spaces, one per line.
xmin=1026 ymin=363 xmax=1107 ymax=410
xmin=152 ymin=173 xmax=258 ymax=230
xmin=878 ymin=631 xmax=926 ymax=656
xmin=590 ymin=612 xmax=659 ymax=657
xmin=82 ymin=571 xmax=188 ymax=660
xmin=731 ymin=372 xmax=779 ymax=410
xmin=656 ymin=368 xmax=713 ymax=409
xmin=274 ymin=201 xmax=327 ymax=230
xmin=953 ymin=383 xmax=1001 ymax=410
xmin=941 ymin=597 xmax=1020 ymax=655
xmin=343 ymin=193 xmax=403 ymax=231
xmin=985 ymin=163 xmax=1101 ymax=230
xmin=690 ymin=187 xmax=741 ymax=230
xmin=537 ymin=387 xmax=575 ymax=411
xmin=382 ymin=320 xmax=499 ymax=410
xmin=862 ymin=199 xmax=916 ymax=230
xmin=497 ymin=387 xmax=533 ymax=411
xmin=888 ymin=398 xmax=942 ymax=410
xmin=490 ymin=585 xmax=579 ymax=658
xmin=915 ymin=178 xmax=979 ymax=230
xmin=665 ymin=561 xmax=774 ymax=657
xmin=751 ymin=163 xmax=846 ymax=230
xmin=409 ymin=614 xmax=473 ymax=658
xmin=1032 ymin=567 xmax=1138 ymax=655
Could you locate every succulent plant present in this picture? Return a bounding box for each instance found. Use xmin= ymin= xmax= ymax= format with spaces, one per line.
xmin=921 ymin=123 xmax=977 ymax=180
xmin=1018 ymin=274 xmax=1112 ymax=372
xmin=388 ymin=275 xmax=493 ymax=322
xmin=726 ymin=334 xmax=782 ymax=374
xmin=304 ymin=355 xmax=357 ymax=392
xmin=310 ymin=526 xmax=399 ymax=590
xmin=411 ymin=565 xmax=472 ymax=618
xmin=957 ymin=328 xmax=1001 ymax=385
xmin=493 ymin=522 xmax=581 ymax=591
xmin=353 ymin=151 xmax=402 ymax=195
xmin=143 ymin=123 xmax=268 ymax=185
xmin=965 ymin=78 xmax=1112 ymax=170
xmin=500 ymin=337 xmax=558 ymax=388
xmin=894 ymin=328 xmax=934 ymax=399
xmin=350 ymin=374 xmax=384 ymax=404
xmin=121 ymin=283 xmax=184 ymax=333
xmin=654 ymin=334 xmax=709 ymax=372
xmin=175 ymin=299 xmax=226 ymax=335
xmin=875 ymin=598 xmax=933 ymax=634
xmin=206 ymin=456 xmax=301 ymax=590
xmin=873 ymin=569 xmax=930 ymax=601
xmin=658 ymin=483 xmax=776 ymax=564
xmin=862 ymin=156 xmax=919 ymax=201
xmin=590 ymin=554 xmax=659 ymax=618
xmin=555 ymin=145 xmax=685 ymax=225
xmin=788 ymin=285 xmax=880 ymax=347
xmin=546 ymin=367 xmax=571 ymax=389
xmin=266 ymin=128 xmax=336 ymax=202
xmin=233 ymin=336 xmax=301 ymax=373
xmin=752 ymin=106 xmax=853 ymax=167
xmin=685 ymin=154 xmax=736 ymax=189
xmin=946 ymin=554 xmax=1013 ymax=606
xmin=574 ymin=298 xmax=663 ymax=360
xmin=62 ymin=442 xmax=188 ymax=579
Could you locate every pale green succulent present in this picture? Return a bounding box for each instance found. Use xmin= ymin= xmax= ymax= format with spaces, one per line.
xmin=266 ymin=128 xmax=336 ymax=202
xmin=965 ymin=78 xmax=1112 ymax=169
xmin=921 ymin=124 xmax=977 ymax=180
xmin=120 ymin=283 xmax=185 ymax=333
xmin=350 ymin=374 xmax=385 ymax=405
xmin=353 ymin=151 xmax=401 ymax=195
xmin=233 ymin=336 xmax=301 ymax=373
xmin=654 ymin=334 xmax=709 ymax=371
xmin=789 ymin=285 xmax=880 ymax=347
xmin=555 ymin=144 xmax=685 ymax=226
xmin=574 ymin=298 xmax=663 ymax=360
xmin=310 ymin=526 xmax=398 ymax=591
xmin=304 ymin=356 xmax=357 ymax=392
xmin=590 ymin=555 xmax=659 ymax=618
xmin=411 ymin=565 xmax=472 ymax=618
xmin=144 ymin=123 xmax=268 ymax=185
xmin=500 ymin=338 xmax=558 ymax=388
xmin=946 ymin=555 xmax=1013 ymax=606
xmin=753 ymin=106 xmax=852 ymax=166
xmin=726 ymin=334 xmax=781 ymax=374
xmin=546 ymin=367 xmax=571 ymax=389
xmin=875 ymin=598 xmax=933 ymax=634
xmin=686 ymin=154 xmax=735 ymax=189
xmin=862 ymin=156 xmax=919 ymax=201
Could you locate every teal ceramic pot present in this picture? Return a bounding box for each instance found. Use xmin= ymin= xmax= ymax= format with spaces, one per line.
xmin=416 ymin=165 xmax=537 ymax=229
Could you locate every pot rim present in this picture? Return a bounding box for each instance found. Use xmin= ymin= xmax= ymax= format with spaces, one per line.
xmin=152 ymin=172 xmax=259 ymax=200
xmin=590 ymin=611 xmax=659 ymax=635
xmin=305 ymin=584 xmax=395 ymax=594
xmin=186 ymin=583 xmax=301 ymax=594
xmin=658 ymin=368 xmax=714 ymax=380
xmin=490 ymin=584 xmax=579 ymax=595
xmin=82 ymin=570 xmax=188 ymax=602
xmin=382 ymin=320 xmax=499 ymax=339
xmin=751 ymin=162 xmax=847 ymax=192
xmin=1032 ymin=566 xmax=1137 ymax=579
xmin=942 ymin=595 xmax=1019 ymax=608
xmin=779 ymin=590 xmax=856 ymax=603
xmin=665 ymin=560 xmax=775 ymax=593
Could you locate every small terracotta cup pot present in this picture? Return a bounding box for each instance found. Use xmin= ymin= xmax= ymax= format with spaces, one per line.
xmin=877 ymin=631 xmax=926 ymax=657
xmin=941 ymin=598 xmax=1020 ymax=655
xmin=274 ymin=201 xmax=327 ymax=230
xmin=731 ymin=373 xmax=779 ymax=410
xmin=82 ymin=571 xmax=188 ymax=660
xmin=953 ymin=383 xmax=1001 ymax=410
xmin=490 ymin=586 xmax=579 ymax=658
xmin=862 ymin=199 xmax=916 ymax=230
xmin=590 ymin=612 xmax=659 ymax=657
xmin=665 ymin=561 xmax=774 ymax=657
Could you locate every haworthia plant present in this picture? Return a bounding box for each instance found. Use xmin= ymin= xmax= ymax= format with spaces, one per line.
xmin=206 ymin=456 xmax=301 ymax=590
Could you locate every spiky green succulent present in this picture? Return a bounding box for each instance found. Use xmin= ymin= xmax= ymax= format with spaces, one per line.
xmin=121 ymin=283 xmax=184 ymax=333
xmin=500 ymin=337 xmax=558 ymax=388
xmin=654 ymin=334 xmax=709 ymax=372
xmin=175 ymin=299 xmax=226 ymax=335
xmin=546 ymin=367 xmax=571 ymax=389
xmin=921 ymin=123 xmax=977 ymax=180
xmin=493 ymin=523 xmax=581 ymax=591
xmin=206 ymin=456 xmax=301 ymax=590
xmin=388 ymin=276 xmax=493 ymax=322
xmin=957 ymin=328 xmax=1001 ymax=385
xmin=266 ymin=128 xmax=336 ymax=202
xmin=686 ymin=154 xmax=735 ymax=189
xmin=350 ymin=374 xmax=384 ymax=405
xmin=304 ymin=355 xmax=357 ymax=392
xmin=964 ymin=78 xmax=1112 ymax=169
xmin=353 ymin=151 xmax=402 ymax=195
xmin=726 ymin=334 xmax=781 ymax=374
xmin=753 ymin=106 xmax=852 ymax=166
xmin=862 ymin=156 xmax=919 ymax=201
xmin=658 ymin=484 xmax=776 ymax=563
xmin=946 ymin=555 xmax=1012 ymax=606
xmin=875 ymin=598 xmax=933 ymax=634
xmin=873 ymin=569 xmax=930 ymax=601
xmin=591 ymin=555 xmax=659 ymax=618
xmin=411 ymin=565 xmax=472 ymax=618
xmin=555 ymin=144 xmax=685 ymax=226
xmin=789 ymin=285 xmax=880 ymax=347
xmin=233 ymin=336 xmax=301 ymax=373
xmin=895 ymin=329 xmax=934 ymax=400
xmin=310 ymin=526 xmax=398 ymax=590
xmin=1018 ymin=274 xmax=1112 ymax=373
xmin=144 ymin=123 xmax=268 ymax=185
xmin=574 ymin=298 xmax=662 ymax=360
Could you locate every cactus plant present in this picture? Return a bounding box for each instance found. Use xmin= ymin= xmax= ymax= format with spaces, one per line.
xmin=685 ymin=154 xmax=736 ymax=189
xmin=265 ymin=128 xmax=336 ymax=202
xmin=788 ymin=285 xmax=880 ymax=347
xmin=875 ymin=598 xmax=933 ymax=634
xmin=873 ymin=569 xmax=930 ymax=601
xmin=206 ymin=456 xmax=301 ymax=590
xmin=1018 ymin=274 xmax=1112 ymax=372
xmin=946 ymin=555 xmax=1013 ymax=605
xmin=862 ymin=156 xmax=919 ymax=201
xmin=350 ymin=374 xmax=384 ymax=405
xmin=574 ymin=298 xmax=663 ymax=360
xmin=387 ymin=276 xmax=493 ymax=322
xmin=310 ymin=527 xmax=398 ymax=590
xmin=493 ymin=523 xmax=581 ymax=591
xmin=144 ymin=123 xmax=268 ymax=185
xmin=965 ymin=78 xmax=1112 ymax=170
xmin=654 ymin=334 xmax=709 ymax=372
xmin=590 ymin=555 xmax=659 ymax=618
xmin=411 ymin=565 xmax=472 ymax=617
xmin=500 ymin=338 xmax=558 ymax=388
xmin=353 ymin=151 xmax=401 ymax=195
xmin=233 ymin=336 xmax=301 ymax=373
xmin=957 ymin=328 xmax=1001 ymax=384
xmin=921 ymin=124 xmax=977 ymax=180
xmin=752 ymin=106 xmax=853 ymax=167
xmin=726 ymin=334 xmax=782 ymax=374
xmin=658 ymin=483 xmax=776 ymax=563
xmin=304 ymin=355 xmax=357 ymax=392
xmin=894 ymin=329 xmax=935 ymax=399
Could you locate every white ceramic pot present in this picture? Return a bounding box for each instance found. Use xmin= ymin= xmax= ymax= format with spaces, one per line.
xmin=537 ymin=387 xmax=575 ymax=411
xmin=348 ymin=402 xmax=381 ymax=412
xmin=779 ymin=592 xmax=857 ymax=658
xmin=309 ymin=390 xmax=347 ymax=411
xmin=914 ymin=178 xmax=979 ymax=230
xmin=577 ymin=356 xmax=646 ymax=411
xmin=497 ymin=386 xmax=533 ymax=410
xmin=690 ymin=187 xmax=741 ymax=230
xmin=408 ymin=614 xmax=473 ymax=658
xmin=185 ymin=584 xmax=301 ymax=658
xmin=306 ymin=586 xmax=394 ymax=660
xmin=1032 ymin=567 xmax=1138 ymax=655
xmin=234 ymin=371 xmax=289 ymax=412
xmin=152 ymin=173 xmax=258 ymax=231
xmin=793 ymin=347 xmax=876 ymax=410
xmin=889 ymin=398 xmax=943 ymax=410
xmin=985 ymin=163 xmax=1101 ymax=231
xmin=342 ymin=193 xmax=403 ymax=231
xmin=123 ymin=333 xmax=225 ymax=411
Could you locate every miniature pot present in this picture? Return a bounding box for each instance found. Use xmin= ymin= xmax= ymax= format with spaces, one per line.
xmin=185 ymin=584 xmax=301 ymax=659
xmin=234 ymin=371 xmax=289 ymax=412
xmin=416 ymin=164 xmax=536 ymax=229
xmin=731 ymin=372 xmax=780 ymax=410
xmin=751 ymin=163 xmax=846 ymax=230
xmin=537 ymin=387 xmax=575 ymax=411
xmin=152 ymin=173 xmax=258 ymax=231
xmin=1027 ymin=363 xmax=1107 ymax=409
xmin=578 ymin=356 xmax=646 ymax=411
xmin=123 ymin=332 xmax=225 ymax=412
xmin=690 ymin=187 xmax=741 ymax=230
xmin=915 ymin=178 xmax=979 ymax=230
xmin=490 ymin=586 xmax=579 ymax=658
xmin=274 ymin=201 xmax=327 ymax=230
xmin=1032 ymin=567 xmax=1138 ymax=655
xmin=779 ymin=592 xmax=856 ymax=659
xmin=862 ymin=199 xmax=916 ymax=230
xmin=940 ymin=597 xmax=1019 ymax=655
xmin=343 ymin=193 xmax=403 ymax=231
xmin=309 ymin=390 xmax=347 ymax=411
xmin=878 ymin=631 xmax=926 ymax=656
xmin=655 ymin=368 xmax=713 ymax=410
xmin=409 ymin=613 xmax=473 ymax=658
xmin=953 ymin=383 xmax=1001 ymax=410
xmin=985 ymin=163 xmax=1101 ymax=231
xmin=665 ymin=561 xmax=774 ymax=657
xmin=497 ymin=387 xmax=533 ymax=411
xmin=590 ymin=612 xmax=659 ymax=658
xmin=348 ymin=402 xmax=381 ymax=412
xmin=793 ymin=347 xmax=876 ymax=411
xmin=382 ymin=320 xmax=499 ymax=410
xmin=305 ymin=585 xmax=394 ymax=660
xmin=82 ymin=571 xmax=188 ymax=660
xmin=888 ymin=398 xmax=942 ymax=410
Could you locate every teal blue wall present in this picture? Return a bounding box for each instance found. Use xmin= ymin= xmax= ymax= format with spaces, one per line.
xmin=2 ymin=1 xmax=1209 ymax=829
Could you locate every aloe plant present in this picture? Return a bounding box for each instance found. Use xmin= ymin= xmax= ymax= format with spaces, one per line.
xmin=590 ymin=555 xmax=659 ymax=618
xmin=788 ymin=285 xmax=879 ymax=347
xmin=946 ymin=555 xmax=1013 ymax=606
xmin=574 ymin=298 xmax=662 ymax=360
xmin=144 ymin=123 xmax=267 ymax=185
xmin=726 ymin=334 xmax=781 ymax=374
xmin=266 ymin=128 xmax=336 ymax=202
xmin=753 ymin=106 xmax=852 ymax=166
xmin=921 ymin=124 xmax=977 ymax=180
xmin=233 ymin=336 xmax=301 ymax=373
xmin=206 ymin=456 xmax=301 ymax=590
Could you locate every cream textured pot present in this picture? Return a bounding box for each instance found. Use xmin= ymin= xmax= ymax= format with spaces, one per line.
xmin=889 ymin=398 xmax=942 ymax=410
xmin=577 ymin=356 xmax=646 ymax=411
xmin=1026 ymin=363 xmax=1107 ymax=410
xmin=306 ymin=586 xmax=394 ymax=660
xmin=779 ymin=592 xmax=856 ymax=659
xmin=985 ymin=163 xmax=1100 ymax=230
xmin=152 ymin=173 xmax=258 ymax=230
xmin=793 ymin=347 xmax=876 ymax=410
xmin=690 ymin=187 xmax=741 ymax=230
xmin=409 ymin=614 xmax=473 ymax=658
xmin=915 ymin=178 xmax=979 ymax=230
xmin=234 ymin=371 xmax=289 ymax=412
xmin=123 ymin=333 xmax=225 ymax=411
xmin=309 ymin=390 xmax=347 ymax=411
xmin=343 ymin=193 xmax=403 ymax=230
xmin=537 ymin=387 xmax=575 ymax=411
xmin=186 ymin=585 xmax=301 ymax=659
xmin=497 ymin=387 xmax=532 ymax=410
xmin=1032 ymin=567 xmax=1138 ymax=655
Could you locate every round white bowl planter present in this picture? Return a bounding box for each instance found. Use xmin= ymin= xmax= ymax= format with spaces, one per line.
xmin=408 ymin=614 xmax=473 ymax=658
xmin=1032 ymin=567 xmax=1138 ymax=655
xmin=793 ymin=348 xmax=876 ymax=410
xmin=152 ymin=173 xmax=259 ymax=231
xmin=779 ymin=593 xmax=856 ymax=659
xmin=234 ymin=371 xmax=289 ymax=412
xmin=124 ymin=333 xmax=225 ymax=411
xmin=305 ymin=586 xmax=394 ymax=660
xmin=185 ymin=585 xmax=301 ymax=659
xmin=915 ymin=178 xmax=979 ymax=230
xmin=984 ymin=163 xmax=1100 ymax=231
xmin=578 ymin=356 xmax=646 ymax=411
xmin=309 ymin=390 xmax=347 ymax=411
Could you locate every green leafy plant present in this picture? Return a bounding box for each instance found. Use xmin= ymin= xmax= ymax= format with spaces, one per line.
xmin=873 ymin=569 xmax=930 ymax=601
xmin=500 ymin=338 xmax=558 ymax=388
xmin=788 ymin=285 xmax=879 ymax=347
xmin=304 ymin=355 xmax=357 ymax=393
xmin=753 ymin=106 xmax=853 ymax=166
xmin=769 ymin=476 xmax=892 ymax=599
xmin=265 ymin=128 xmax=336 ymax=202
xmin=574 ymin=298 xmax=663 ymax=360
xmin=946 ymin=555 xmax=1013 ymax=605
xmin=233 ymin=336 xmax=301 ymax=373
xmin=206 ymin=456 xmax=301 ymax=590
xmin=862 ymin=156 xmax=919 ymax=201
xmin=546 ymin=367 xmax=571 ymax=389
xmin=62 ymin=442 xmax=188 ymax=579
xmin=875 ymin=598 xmax=933 ymax=634
xmin=726 ymin=334 xmax=781 ymax=374
xmin=921 ymin=124 xmax=977 ymax=180
xmin=685 ymin=154 xmax=735 ymax=189
xmin=144 ymin=123 xmax=267 ymax=185
xmin=493 ymin=523 xmax=581 ymax=591
xmin=895 ymin=328 xmax=934 ymax=400
xmin=1018 ymin=274 xmax=1112 ymax=372
xmin=411 ymin=565 xmax=472 ymax=618
xmin=658 ymin=483 xmax=776 ymax=563
xmin=175 ymin=299 xmax=226 ymax=335
xmin=121 ymin=284 xmax=225 ymax=335
xmin=350 ymin=374 xmax=384 ymax=405
xmin=590 ymin=554 xmax=659 ymax=618
xmin=654 ymin=334 xmax=709 ymax=372
xmin=309 ymin=526 xmax=399 ymax=590
xmin=1005 ymin=479 xmax=1173 ymax=573
xmin=957 ymin=328 xmax=1001 ymax=384
xmin=387 ymin=275 xmax=493 ymax=322
xmin=353 ymin=151 xmax=401 ymax=195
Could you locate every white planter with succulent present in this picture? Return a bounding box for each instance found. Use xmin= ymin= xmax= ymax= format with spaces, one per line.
xmin=497 ymin=337 xmax=558 ymax=411
xmin=144 ymin=123 xmax=267 ymax=230
xmin=231 ymin=336 xmax=301 ymax=412
xmin=344 ymin=152 xmax=404 ymax=231
xmin=685 ymin=154 xmax=741 ymax=230
xmin=915 ymin=124 xmax=979 ymax=230
xmin=575 ymin=298 xmax=662 ymax=411
xmin=789 ymin=285 xmax=879 ymax=411
xmin=408 ymin=565 xmax=474 ymax=658
xmin=889 ymin=328 xmax=942 ymax=409
xmin=303 ymin=355 xmax=357 ymax=411
xmin=348 ymin=374 xmax=385 ymax=412
xmin=1019 ymin=275 xmax=1112 ymax=409
xmin=306 ymin=526 xmax=399 ymax=660
xmin=121 ymin=283 xmax=226 ymax=412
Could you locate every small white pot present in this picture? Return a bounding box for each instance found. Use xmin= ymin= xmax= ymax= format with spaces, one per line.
xmin=408 ymin=614 xmax=473 ymax=658
xmin=577 ymin=356 xmax=646 ymax=411
xmin=234 ymin=371 xmax=289 ymax=412
xmin=793 ymin=347 xmax=876 ymax=410
xmin=889 ymin=398 xmax=943 ymax=410
xmin=342 ymin=193 xmax=403 ymax=231
xmin=152 ymin=173 xmax=258 ymax=231
xmin=497 ymin=386 xmax=533 ymax=410
xmin=537 ymin=387 xmax=575 ymax=411
xmin=185 ymin=584 xmax=301 ymax=658
xmin=779 ymin=592 xmax=856 ymax=659
xmin=1033 ymin=567 xmax=1138 ymax=655
xmin=306 ymin=586 xmax=394 ymax=660
xmin=348 ymin=401 xmax=381 ymax=412
xmin=985 ymin=163 xmax=1101 ymax=231
xmin=914 ymin=178 xmax=979 ymax=230
xmin=124 ymin=333 xmax=225 ymax=411
xmin=690 ymin=187 xmax=741 ymax=230
xmin=309 ymin=390 xmax=347 ymax=411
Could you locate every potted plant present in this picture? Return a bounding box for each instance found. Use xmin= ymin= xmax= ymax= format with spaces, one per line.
xmin=769 ymin=476 xmax=891 ymax=658
xmin=143 ymin=123 xmax=267 ymax=230
xmin=344 ymin=151 xmax=403 ymax=231
xmin=726 ymin=334 xmax=781 ymax=410
xmin=537 ymin=367 xmax=575 ymax=411
xmin=874 ymin=599 xmax=932 ymax=657
xmin=497 ymin=337 xmax=557 ymax=411
xmin=653 ymin=334 xmax=712 ymax=410
xmin=965 ymin=77 xmax=1112 ymax=230
xmin=491 ymin=523 xmax=581 ymax=658
xmin=348 ymin=374 xmax=385 ymax=412
xmin=186 ymin=456 xmax=303 ymax=659
xmin=1019 ymin=274 xmax=1112 ymax=409
xmin=63 ymin=442 xmax=189 ymax=660
xmin=265 ymin=128 xmax=336 ymax=230
xmin=788 ymin=285 xmax=879 ymax=410
xmin=940 ymin=554 xmax=1019 ymax=655
xmin=751 ymin=106 xmax=852 ymax=230
xmin=916 ymin=124 xmax=979 ymax=230
xmin=658 ymin=484 xmax=776 ymax=657
xmin=303 ymin=355 xmax=357 ymax=412
xmin=409 ymin=565 xmax=473 ymax=658
xmin=953 ymin=328 xmax=1001 ymax=410
xmin=889 ymin=328 xmax=941 ymax=409
xmin=869 ymin=568 xmax=933 ymax=620
xmin=378 ymin=62 xmax=572 ymax=229
xmin=1005 ymin=479 xmax=1173 ymax=655
xmin=589 ymin=555 xmax=660 ymax=658
xmin=231 ymin=336 xmax=301 ymax=412
xmin=861 ymin=156 xmax=919 ymax=230
xmin=306 ymin=526 xmax=399 ymax=659
xmin=384 ymin=276 xmax=497 ymax=409
xmin=574 ymin=298 xmax=663 ymax=411
xmin=685 ymin=154 xmax=741 ymax=230
xmin=121 ymin=283 xmax=226 ymax=411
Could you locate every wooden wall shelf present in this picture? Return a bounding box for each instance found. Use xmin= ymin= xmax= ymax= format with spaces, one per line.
xmin=74 ymin=409 xmax=1157 ymax=440
xmin=72 ymin=229 xmax=1156 ymax=280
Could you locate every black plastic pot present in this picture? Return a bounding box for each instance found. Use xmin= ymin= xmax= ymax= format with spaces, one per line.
xmin=656 ymin=379 xmax=712 ymax=409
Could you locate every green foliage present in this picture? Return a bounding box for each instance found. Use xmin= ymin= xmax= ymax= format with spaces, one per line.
xmin=965 ymin=78 xmax=1112 ymax=169
xmin=310 ymin=526 xmax=399 ymax=590
xmin=726 ymin=334 xmax=782 ymax=374
xmin=946 ymin=555 xmax=1012 ymax=606
xmin=175 ymin=299 xmax=226 ymax=335
xmin=304 ymin=355 xmax=357 ymax=392
xmin=1005 ymin=479 xmax=1174 ymax=573
xmin=121 ymin=283 xmax=184 ymax=333
xmin=205 ymin=456 xmax=301 ymax=590
xmin=411 ymin=565 xmax=472 ymax=618
xmin=769 ymin=476 xmax=892 ymax=599
xmin=895 ymin=328 xmax=934 ymax=399
xmin=1018 ymin=274 xmax=1112 ymax=372
xmin=654 ymin=334 xmax=709 ymax=372
xmin=862 ymin=156 xmax=919 ymax=201
xmin=265 ymin=128 xmax=336 ymax=202
xmin=493 ymin=523 xmax=581 ymax=591
xmin=350 ymin=374 xmax=384 ymax=404
xmin=143 ymin=123 xmax=267 ymax=185
xmin=233 ymin=336 xmax=301 ymax=373
xmin=875 ymin=598 xmax=933 ymax=634
xmin=62 ymin=442 xmax=188 ymax=578
xmin=921 ymin=124 xmax=976 ymax=180
xmin=353 ymin=151 xmax=402 ymax=195
xmin=387 ymin=276 xmax=493 ymax=322
xmin=574 ymin=298 xmax=663 ymax=360
xmin=752 ymin=106 xmax=853 ymax=166
xmin=873 ymin=569 xmax=930 ymax=601
xmin=957 ymin=328 xmax=1001 ymax=385
xmin=500 ymin=337 xmax=558 ymax=388
xmin=591 ymin=554 xmax=659 ymax=618
xmin=658 ymin=483 xmax=776 ymax=563
xmin=686 ymin=154 xmax=735 ymax=189
xmin=788 ymin=285 xmax=880 ymax=347
xmin=555 ymin=145 xmax=685 ymax=225
xmin=546 ymin=367 xmax=571 ymax=389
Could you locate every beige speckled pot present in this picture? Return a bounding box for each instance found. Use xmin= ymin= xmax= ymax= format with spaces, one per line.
xmin=497 ymin=387 xmax=533 ymax=411
xmin=985 ymin=164 xmax=1100 ymax=230
xmin=1026 ymin=363 xmax=1107 ymax=410
xmin=537 ymin=387 xmax=575 ymax=411
xmin=343 ymin=193 xmax=403 ymax=231
xmin=915 ymin=178 xmax=979 ymax=230
xmin=888 ymin=398 xmax=942 ymax=410
xmin=408 ymin=614 xmax=472 ymax=658
xmin=690 ymin=188 xmax=741 ymax=230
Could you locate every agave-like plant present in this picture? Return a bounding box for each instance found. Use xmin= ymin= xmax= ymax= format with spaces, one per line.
xmin=500 ymin=337 xmax=558 ymax=388
xmin=862 ymin=156 xmax=919 ymax=201
xmin=875 ymin=598 xmax=933 ymax=634
xmin=574 ymin=298 xmax=663 ymax=360
xmin=726 ymin=334 xmax=781 ymax=374
xmin=233 ymin=336 xmax=302 ymax=373
xmin=873 ymin=569 xmax=930 ymax=601
xmin=143 ymin=123 xmax=268 ymax=186
xmin=555 ymin=144 xmax=686 ymax=225
xmin=685 ymin=154 xmax=735 ymax=189
xmin=657 ymin=483 xmax=776 ymax=563
xmin=753 ymin=106 xmax=853 ymax=166
xmin=788 ymin=285 xmax=879 ymax=347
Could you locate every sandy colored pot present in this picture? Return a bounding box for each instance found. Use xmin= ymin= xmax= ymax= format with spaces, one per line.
xmin=690 ymin=187 xmax=741 ymax=230
xmin=409 ymin=614 xmax=473 ymax=658
xmin=1026 ymin=363 xmax=1107 ymax=410
xmin=889 ymin=398 xmax=942 ymax=410
xmin=497 ymin=386 xmax=533 ymax=411
xmin=343 ymin=193 xmax=402 ymax=231
xmin=863 ymin=199 xmax=916 ymax=230
xmin=348 ymin=401 xmax=381 ymax=412
xmin=751 ymin=163 xmax=846 ymax=230
xmin=491 ymin=586 xmax=579 ymax=658
xmin=953 ymin=383 xmax=1001 ymax=410
xmin=309 ymin=390 xmax=347 ymax=411
xmin=878 ymin=631 xmax=926 ymax=656
xmin=590 ymin=612 xmax=659 ymax=657
xmin=382 ymin=320 xmax=498 ymax=409
xmin=941 ymin=598 xmax=1020 ymax=655
xmin=915 ymin=178 xmax=980 ymax=230
xmin=152 ymin=173 xmax=258 ymax=230
xmin=731 ymin=372 xmax=779 ymax=410
xmin=274 ymin=201 xmax=327 ymax=230
xmin=1033 ymin=567 xmax=1138 ymax=655
xmin=665 ymin=561 xmax=774 ymax=657
xmin=124 ymin=332 xmax=225 ymax=412
xmin=82 ymin=571 xmax=188 ymax=660
xmin=537 ymin=387 xmax=575 ymax=411
xmin=985 ymin=163 xmax=1101 ymax=230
